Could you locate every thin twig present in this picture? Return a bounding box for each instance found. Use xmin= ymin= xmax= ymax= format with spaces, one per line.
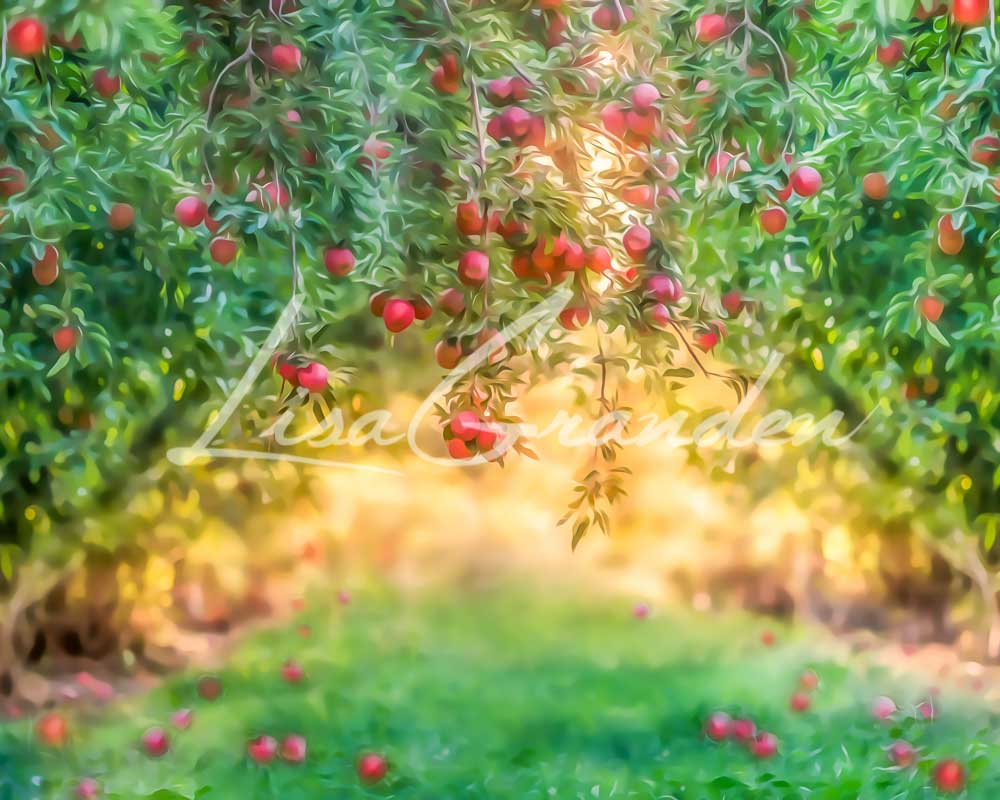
xmin=439 ymin=0 xmax=456 ymax=26
xmin=666 ymin=317 xmax=729 ymax=380
xmin=206 ymin=41 xmax=254 ymax=122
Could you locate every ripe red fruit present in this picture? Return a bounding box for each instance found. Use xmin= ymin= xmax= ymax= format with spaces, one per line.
xmin=704 ymin=711 xmax=732 ymax=741
xmin=248 ymin=734 xmax=278 ymax=764
xmin=888 ymin=740 xmax=916 ymax=767
xmin=876 ymin=38 xmax=904 ymax=67
xmin=933 ymin=759 xmax=966 ymax=792
xmin=647 ymin=274 xmax=683 ymax=303
xmin=872 ymin=695 xmax=897 ymax=720
xmin=648 ymin=303 xmax=671 ymax=328
xmin=707 ymin=151 xmax=741 ymax=180
xmin=259 ymin=181 xmax=290 ymax=211
xmin=197 ymin=675 xmax=222 ymax=701
xmin=435 ymin=339 xmax=463 ymax=369
xmin=621 ymin=185 xmax=655 ymax=208
xmin=695 ymin=13 xmax=728 ymax=43
xmin=696 ymin=331 xmax=719 ymax=352
xmin=456 ymin=201 xmax=485 ymax=236
xmin=412 ymin=296 xmax=432 ymax=321
xmin=35 ymin=712 xmax=69 ymax=747
xmin=593 ymin=4 xmax=634 ymax=30
xmin=280 ymin=734 xmax=307 ymax=764
xmin=8 ymin=19 xmax=47 ymax=58
xmin=357 ymin=753 xmax=388 ymax=784
xmin=458 ymin=250 xmax=490 ymax=287
xmin=108 ymin=202 xmax=135 ymax=230
xmin=297 ymin=363 xmax=328 ymax=393
xmin=799 ymin=669 xmax=819 ymax=690
xmin=970 ymin=134 xmax=1000 ymax=165
xmin=790 ymin=165 xmax=823 ymax=196
xmin=282 ymin=659 xmax=305 ymax=683
xmin=451 ymin=411 xmax=481 ymax=441
xmin=277 ymin=358 xmax=299 ymax=386
xmin=558 ymin=306 xmax=591 ymax=330
xmin=722 ymin=291 xmax=743 ymax=314
xmin=632 ymin=603 xmax=649 ymax=619
xmin=369 ymin=290 xmax=391 ymax=318
xmin=93 ymin=69 xmax=121 ymax=98
xmin=438 ymin=288 xmax=466 ymax=317
xmin=751 ymin=732 xmax=779 ymax=759
xmin=625 ymin=108 xmax=658 ymax=138
xmin=32 ymin=245 xmax=60 ymax=286
xmin=586 ymin=246 xmax=612 ymax=273
xmin=789 ymin=692 xmax=811 ymax=712
xmin=0 ymin=166 xmax=28 ymax=197
xmin=952 ymin=0 xmax=989 ymax=25
xmin=270 ymin=44 xmax=302 ymax=74
xmin=760 ymin=207 xmax=787 ymax=234
xmin=431 ymin=64 xmax=460 ymax=94
xmin=170 ymin=708 xmax=194 ymax=730
xmin=761 ymin=629 xmax=776 ymax=646
xmin=210 ymin=237 xmax=238 ymax=266
xmin=383 ymin=299 xmax=416 ymax=333
xmin=563 ymin=242 xmax=585 ymax=271
xmin=937 ymin=214 xmax=965 ymax=254
xmin=53 ymin=326 xmax=78 ymax=353
xmin=631 ymin=82 xmax=660 ymax=110
xmin=324 ymin=247 xmax=355 ymax=277
xmin=141 ymin=727 xmax=169 ymax=758
xmin=75 ymin=777 xmax=100 ymax=799
xmin=175 ymin=196 xmax=206 ymax=228
xmin=730 ymin=718 xmax=756 ymax=742
xmin=447 ymin=438 xmax=472 ymax=459
xmin=600 ymin=103 xmax=628 ymax=139
xmin=623 ymin=224 xmax=651 ymax=260
xmin=919 ymin=295 xmax=944 ymax=322
xmin=862 ymin=172 xmax=889 ymax=200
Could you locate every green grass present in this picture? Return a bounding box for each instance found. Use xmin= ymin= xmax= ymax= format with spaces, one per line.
xmin=2 ymin=581 xmax=998 ymax=799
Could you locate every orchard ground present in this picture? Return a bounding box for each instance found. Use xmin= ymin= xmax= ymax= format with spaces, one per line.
xmin=2 ymin=579 xmax=999 ymax=799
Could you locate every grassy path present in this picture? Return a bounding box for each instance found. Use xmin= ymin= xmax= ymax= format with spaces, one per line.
xmin=2 ymin=582 xmax=997 ymax=799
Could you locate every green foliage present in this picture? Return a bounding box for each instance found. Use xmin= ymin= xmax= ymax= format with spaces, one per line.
xmin=4 ymin=584 xmax=1000 ymax=798
xmin=0 ymin=0 xmax=997 ymax=566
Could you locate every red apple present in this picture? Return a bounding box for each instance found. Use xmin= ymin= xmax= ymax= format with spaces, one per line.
xmin=789 ymin=692 xmax=811 ymax=712
xmin=0 ymin=166 xmax=28 ymax=197
xmin=357 ymin=753 xmax=388 ymax=784
xmin=695 ymin=13 xmax=728 ymax=43
xmin=696 ymin=331 xmax=719 ymax=352
xmin=75 ymin=778 xmax=100 ymax=799
xmin=438 ymin=288 xmax=466 ymax=316
xmin=760 ymin=207 xmax=787 ymax=234
xmin=872 ymin=695 xmax=897 ymax=720
xmin=889 ymin=740 xmax=916 ymax=767
xmin=558 ymin=306 xmax=591 ymax=330
xmin=456 ymin=201 xmax=485 ymax=236
xmin=919 ymin=295 xmax=944 ymax=322
xmin=751 ymin=732 xmax=779 ymax=759
xmin=32 ymin=245 xmax=60 ymax=286
xmin=197 ymin=675 xmax=222 ymax=701
xmin=175 ymin=196 xmax=206 ymax=228
xmin=790 ymin=165 xmax=822 ymax=196
xmin=35 ymin=712 xmax=69 ymax=747
xmin=648 ymin=303 xmax=671 ymax=328
xmin=704 ymin=711 xmax=732 ymax=741
xmin=623 ymin=224 xmax=651 ymax=260
xmin=933 ymin=759 xmax=966 ymax=792
xmin=93 ymin=68 xmax=121 ymax=98
xmin=937 ymin=214 xmax=965 ymax=254
xmin=647 ymin=274 xmax=683 ymax=303
xmin=324 ymin=247 xmax=355 ymax=277
xmin=210 ymin=237 xmax=238 ymax=265
xmin=141 ymin=727 xmax=169 ymax=758
xmin=600 ymin=103 xmax=628 ymax=139
xmin=280 ymin=734 xmax=307 ymax=764
xmin=799 ymin=669 xmax=819 ymax=690
xmin=7 ymin=18 xmax=47 ymax=57
xmin=761 ymin=630 xmax=776 ymax=646
xmin=108 ymin=202 xmax=135 ymax=230
xmin=952 ymin=0 xmax=989 ymax=25
xmin=458 ymin=250 xmax=490 ymax=287
xmin=170 ymin=709 xmax=194 ymax=730
xmin=631 ymin=82 xmax=660 ymax=110
xmin=876 ymin=38 xmax=904 ymax=67
xmin=862 ymin=172 xmax=889 ymax=200
xmin=450 ymin=411 xmax=481 ymax=441
xmin=270 ymin=44 xmax=302 ymax=74
xmin=53 ymin=326 xmax=78 ymax=353
xmin=383 ymin=299 xmax=415 ymax=333
xmin=248 ymin=734 xmax=278 ymax=764
xmin=447 ymin=438 xmax=472 ymax=459
xmin=593 ymin=4 xmax=634 ymax=30
xmin=369 ymin=290 xmax=391 ymax=318
xmin=971 ymin=134 xmax=1000 ymax=165
xmin=435 ymin=339 xmax=463 ymax=369
xmin=722 ymin=291 xmax=743 ymax=314
xmin=730 ymin=718 xmax=756 ymax=742
xmin=297 ymin=363 xmax=328 ymax=393
xmin=586 ymin=246 xmax=612 ymax=273
xmin=633 ymin=603 xmax=649 ymax=619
